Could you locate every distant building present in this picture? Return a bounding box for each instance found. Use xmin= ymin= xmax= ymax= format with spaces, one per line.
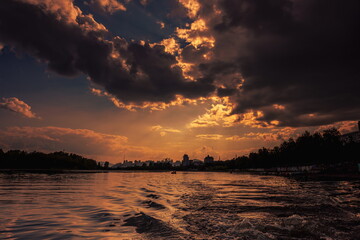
xmin=204 ymin=155 xmax=214 ymax=164
xmin=182 ymin=154 xmax=190 ymax=166
xmin=144 ymin=160 xmax=154 ymax=167
xmin=172 ymin=161 xmax=182 ymax=167
xmin=122 ymin=160 xmax=134 ymax=168
xmin=340 ymin=121 xmax=360 ymax=143
xmin=192 ymin=159 xmax=203 ymax=166
xmin=98 ymin=161 xmax=112 ymax=168
xmin=134 ymin=160 xmax=143 ymax=167
xmin=110 ymin=162 xmax=121 ymax=169
xmin=162 ymin=158 xmax=173 ymax=164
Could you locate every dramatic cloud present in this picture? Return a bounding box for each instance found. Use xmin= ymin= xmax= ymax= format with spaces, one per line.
xmin=0 ymin=97 xmax=39 ymax=119
xmin=178 ymin=0 xmax=201 ymax=19
xmin=154 ymin=38 xmax=180 ymax=55
xmin=0 ymin=0 xmax=215 ymax=108
xmin=188 ymin=98 xmax=237 ymax=128
xmin=177 ymin=0 xmax=360 ymax=127
xmin=90 ymin=87 xmax=200 ymax=111
xmin=0 ymin=126 xmax=165 ymax=162
xmin=0 ymin=0 xmax=358 ymax=129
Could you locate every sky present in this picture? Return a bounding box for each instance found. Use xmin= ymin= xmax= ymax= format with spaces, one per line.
xmin=0 ymin=0 xmax=359 ymax=163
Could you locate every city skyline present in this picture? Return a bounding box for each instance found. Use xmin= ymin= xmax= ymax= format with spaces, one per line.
xmin=0 ymin=0 xmax=359 ymax=163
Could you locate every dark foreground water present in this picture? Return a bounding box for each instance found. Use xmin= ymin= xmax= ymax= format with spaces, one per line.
xmin=0 ymin=172 xmax=359 ymax=240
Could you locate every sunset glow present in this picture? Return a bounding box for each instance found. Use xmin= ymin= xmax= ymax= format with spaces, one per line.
xmin=0 ymin=0 xmax=359 ymax=163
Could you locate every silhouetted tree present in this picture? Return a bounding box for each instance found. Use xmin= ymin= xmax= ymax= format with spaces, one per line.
xmin=0 ymin=150 xmax=99 ymax=170
xmin=104 ymin=161 xmax=109 ymax=169
xmin=228 ymin=128 xmax=359 ymax=170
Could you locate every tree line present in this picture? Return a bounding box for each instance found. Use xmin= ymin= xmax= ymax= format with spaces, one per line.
xmin=0 ymin=150 xmax=100 ymax=170
xmin=221 ymin=128 xmax=359 ymax=171
xmin=0 ymin=128 xmax=359 ymax=171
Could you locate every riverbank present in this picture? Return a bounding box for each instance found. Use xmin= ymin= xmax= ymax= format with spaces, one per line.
xmin=0 ymin=169 xmax=110 ymax=174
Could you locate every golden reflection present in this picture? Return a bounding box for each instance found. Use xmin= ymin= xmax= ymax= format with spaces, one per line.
xmin=0 ymin=172 xmax=358 ymax=239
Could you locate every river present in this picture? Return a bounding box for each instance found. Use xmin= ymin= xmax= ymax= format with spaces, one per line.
xmin=0 ymin=171 xmax=359 ymax=239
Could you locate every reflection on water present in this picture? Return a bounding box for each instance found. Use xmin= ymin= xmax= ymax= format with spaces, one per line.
xmin=0 ymin=172 xmax=359 ymax=239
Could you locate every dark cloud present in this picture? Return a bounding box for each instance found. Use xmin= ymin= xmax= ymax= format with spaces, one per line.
xmin=102 ymin=40 xmax=214 ymax=102
xmin=216 ymin=87 xmax=237 ymax=97
xmin=0 ymin=0 xmax=214 ymax=105
xmin=215 ymin=0 xmax=294 ymax=33
xmin=181 ymin=44 xmax=210 ymax=63
xmin=0 ymin=0 xmax=110 ymax=76
xmin=198 ymin=0 xmax=360 ymax=126
xmin=1 ymin=0 xmax=359 ymax=127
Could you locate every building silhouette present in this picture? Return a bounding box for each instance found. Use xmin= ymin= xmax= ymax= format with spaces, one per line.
xmin=204 ymin=155 xmax=214 ymax=164
xmin=182 ymin=154 xmax=190 ymax=166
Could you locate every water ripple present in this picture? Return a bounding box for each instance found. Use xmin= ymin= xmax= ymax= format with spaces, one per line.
xmin=0 ymin=172 xmax=359 ymax=239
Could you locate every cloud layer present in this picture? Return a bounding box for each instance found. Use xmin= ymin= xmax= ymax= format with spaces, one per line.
xmin=0 ymin=0 xmax=359 ymax=128
xmin=191 ymin=0 xmax=360 ymax=127
xmin=0 ymin=126 xmax=165 ymax=162
xmin=0 ymin=0 xmax=214 ymax=107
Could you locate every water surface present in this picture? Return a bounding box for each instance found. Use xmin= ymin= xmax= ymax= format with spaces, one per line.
xmin=0 ymin=172 xmax=359 ymax=239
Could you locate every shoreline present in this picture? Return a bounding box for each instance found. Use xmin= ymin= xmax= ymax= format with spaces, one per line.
xmin=0 ymin=169 xmax=110 ymax=174
xmin=0 ymin=169 xmax=359 ymax=181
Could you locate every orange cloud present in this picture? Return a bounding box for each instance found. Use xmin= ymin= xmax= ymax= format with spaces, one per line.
xmin=176 ymin=18 xmax=215 ymax=49
xmin=91 ymin=88 xmax=203 ymax=111
xmin=151 ymin=125 xmax=181 ymax=136
xmin=86 ymin=0 xmax=127 ymax=14
xmin=196 ymin=134 xmax=223 ymax=140
xmin=226 ymin=127 xmax=297 ymax=142
xmin=2 ymin=126 xmax=127 ymax=145
xmin=315 ymin=120 xmax=359 ymax=134
xmin=175 ymin=59 xmax=197 ymax=80
xmin=154 ymin=38 xmax=180 ymax=55
xmin=225 ymin=135 xmax=246 ymax=141
xmin=0 ymin=97 xmax=39 ymax=119
xmin=273 ymin=104 xmax=285 ymax=110
xmin=178 ymin=0 xmax=200 ymax=19
xmin=20 ymin=0 xmax=80 ymax=23
xmin=188 ymin=98 xmax=238 ymax=128
xmin=21 ymin=0 xmax=107 ymax=32
xmin=238 ymin=110 xmax=280 ymax=128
